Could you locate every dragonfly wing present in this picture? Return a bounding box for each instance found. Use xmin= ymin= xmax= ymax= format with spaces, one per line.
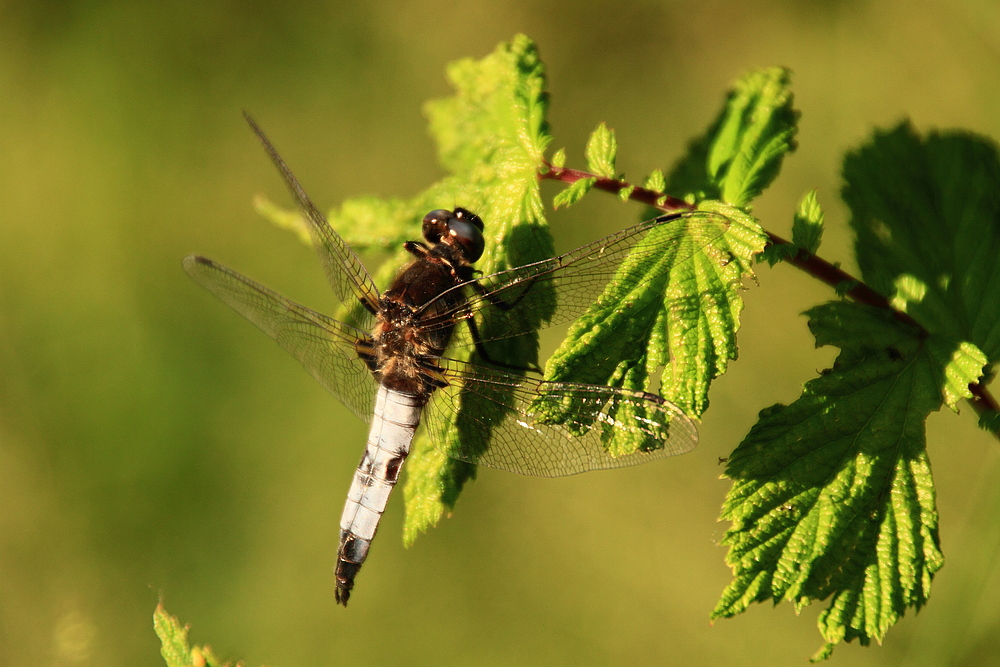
xmin=424 ymin=358 xmax=698 ymax=477
xmin=184 ymin=255 xmax=377 ymax=423
xmin=419 ymin=210 xmax=730 ymax=341
xmin=244 ymin=113 xmax=381 ymax=317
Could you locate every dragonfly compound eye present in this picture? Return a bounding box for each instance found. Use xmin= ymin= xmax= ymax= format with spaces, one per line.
xmin=422 ymin=209 xmax=453 ymax=244
xmin=452 ymin=207 xmax=484 ymax=231
xmin=447 ymin=216 xmax=485 ymax=263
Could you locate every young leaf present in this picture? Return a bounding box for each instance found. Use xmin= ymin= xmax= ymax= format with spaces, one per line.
xmin=666 ymin=67 xmax=798 ymax=206
xmin=713 ymin=67 xmax=799 ymax=205
xmin=713 ymin=302 xmax=944 ymax=659
xmin=757 ymin=241 xmax=797 ymax=267
xmin=550 ymin=147 xmax=566 ymax=169
xmin=154 ymin=604 xmax=233 ymax=667
xmin=253 ymin=194 xmax=312 ymax=245
xmin=585 ymin=122 xmax=618 ymax=179
xmin=643 ymin=168 xmax=666 ymax=193
xmin=792 ymin=189 xmax=824 ymax=255
xmin=552 ymin=176 xmax=596 ymax=209
xmin=758 ymin=189 xmax=822 ymax=267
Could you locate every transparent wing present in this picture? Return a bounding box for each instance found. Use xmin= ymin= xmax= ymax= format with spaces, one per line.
xmin=183 ymin=255 xmax=377 ymax=423
xmin=244 ymin=113 xmax=381 ymax=319
xmin=418 ymin=210 xmax=730 ymax=341
xmin=424 ymin=358 xmax=698 ymax=477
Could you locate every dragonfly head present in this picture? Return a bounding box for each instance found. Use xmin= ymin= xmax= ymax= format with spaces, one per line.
xmin=422 ymin=208 xmax=485 ymax=264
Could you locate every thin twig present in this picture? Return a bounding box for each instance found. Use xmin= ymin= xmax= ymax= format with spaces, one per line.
xmin=543 ymin=164 xmax=691 ymax=211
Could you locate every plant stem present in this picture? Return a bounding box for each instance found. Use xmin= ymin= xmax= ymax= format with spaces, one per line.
xmin=543 ymin=164 xmax=691 ymax=211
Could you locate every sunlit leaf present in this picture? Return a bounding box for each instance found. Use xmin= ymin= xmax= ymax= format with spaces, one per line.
xmin=643 ymin=168 xmax=666 ymax=193
xmin=713 ymin=302 xmax=944 ymax=658
xmin=543 ymin=201 xmax=765 ymax=420
xmin=666 ymin=67 xmax=797 ymax=206
xmin=719 ymin=123 xmax=1000 ymax=658
xmin=154 ymin=605 xmax=233 ymax=667
xmin=792 ymin=189 xmax=824 ymax=255
xmin=585 ymin=122 xmax=617 ymax=179
xmin=552 ymin=176 xmax=595 ymax=209
xmin=550 ymin=147 xmax=567 ymax=169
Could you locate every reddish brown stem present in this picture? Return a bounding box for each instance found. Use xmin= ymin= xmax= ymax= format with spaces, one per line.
xmin=540 ymin=163 xmax=999 ymax=435
xmin=969 ymin=380 xmax=1000 ymax=417
xmin=762 ymin=230 xmax=925 ymax=331
xmin=542 ymin=164 xmax=692 ymax=211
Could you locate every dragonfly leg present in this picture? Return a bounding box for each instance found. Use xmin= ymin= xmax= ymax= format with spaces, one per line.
xmin=464 ymin=316 xmax=542 ymax=374
xmin=469 ymin=273 xmax=541 ymax=312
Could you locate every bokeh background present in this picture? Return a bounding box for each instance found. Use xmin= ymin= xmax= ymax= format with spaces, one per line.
xmin=2 ymin=1 xmax=1000 ymax=665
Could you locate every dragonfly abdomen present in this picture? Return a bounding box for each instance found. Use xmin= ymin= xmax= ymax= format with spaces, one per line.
xmin=335 ymin=386 xmax=423 ymax=606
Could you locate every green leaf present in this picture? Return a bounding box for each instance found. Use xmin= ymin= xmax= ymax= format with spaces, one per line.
xmin=721 ymin=123 xmax=1000 ymax=654
xmin=980 ymin=409 xmax=1000 ymax=432
xmin=843 ymin=122 xmax=1000 ymax=364
xmin=888 ymin=273 xmax=928 ymax=312
xmin=402 ymin=444 xmax=477 ymax=547
xmin=757 ymin=241 xmax=796 ymax=267
xmin=925 ymin=337 xmax=988 ymax=410
xmin=543 ymin=200 xmax=767 ymax=419
xmin=835 ymin=279 xmax=860 ymax=297
xmin=664 ymin=127 xmax=718 ymax=203
xmin=757 ymin=190 xmax=823 ymax=266
xmin=643 ymin=168 xmax=666 ymax=193
xmin=713 ymin=302 xmax=945 ymax=659
xmin=667 ymin=68 xmax=798 ymax=206
xmin=712 ymin=67 xmax=799 ymax=205
xmin=154 ymin=605 xmax=231 ymax=667
xmin=552 ymin=176 xmax=596 ymax=209
xmin=585 ymin=122 xmax=617 ymax=179
xmin=425 ymin=35 xmax=550 ymax=177
xmin=324 ymin=197 xmax=417 ymax=250
xmin=792 ymin=189 xmax=824 ymax=255
xmin=550 ymin=147 xmax=566 ymax=169
xmin=402 ymin=34 xmax=554 ymax=543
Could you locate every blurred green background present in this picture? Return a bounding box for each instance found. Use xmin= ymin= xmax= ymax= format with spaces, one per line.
xmin=2 ymin=1 xmax=999 ymax=665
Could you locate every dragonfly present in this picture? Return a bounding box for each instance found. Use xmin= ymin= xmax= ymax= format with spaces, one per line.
xmin=184 ymin=115 xmax=730 ymax=605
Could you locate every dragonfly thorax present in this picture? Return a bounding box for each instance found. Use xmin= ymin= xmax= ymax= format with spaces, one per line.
xmin=373 ymin=214 xmax=481 ymax=396
xmin=370 ymin=300 xmax=442 ymax=397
